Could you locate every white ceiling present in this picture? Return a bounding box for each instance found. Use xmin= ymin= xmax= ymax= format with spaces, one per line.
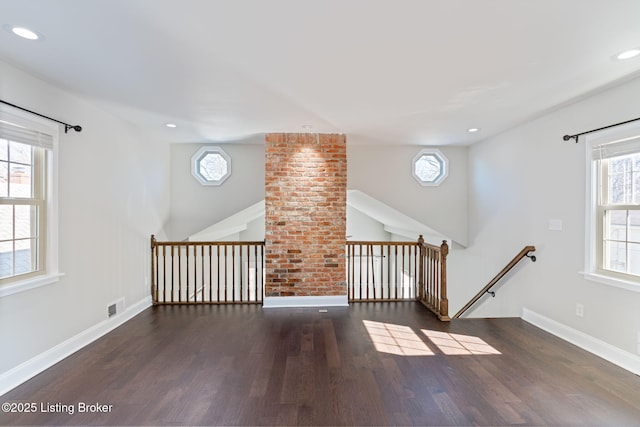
xmin=1 ymin=0 xmax=640 ymax=145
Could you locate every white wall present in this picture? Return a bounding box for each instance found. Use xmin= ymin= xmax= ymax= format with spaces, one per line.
xmin=0 ymin=60 xmax=170 ymax=375
xmin=168 ymin=142 xmax=265 ymax=241
xmin=347 ymin=145 xmax=468 ymax=246
xmin=450 ymin=75 xmax=640 ymax=357
xmin=239 ymin=217 xmax=265 ymax=241
xmin=346 ymin=205 xmax=390 ymax=241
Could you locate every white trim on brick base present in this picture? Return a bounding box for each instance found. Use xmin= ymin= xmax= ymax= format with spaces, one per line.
xmin=263 ymin=295 xmax=348 ymax=308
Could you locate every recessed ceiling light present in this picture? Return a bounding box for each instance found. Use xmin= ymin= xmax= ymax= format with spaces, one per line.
xmin=11 ymin=26 xmax=39 ymax=40
xmin=615 ymin=48 xmax=640 ymax=60
xmin=467 ymin=128 xmax=480 ymax=133
xmin=164 ymin=123 xmax=177 ymax=128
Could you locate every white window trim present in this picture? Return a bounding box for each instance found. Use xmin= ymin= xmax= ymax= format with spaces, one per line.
xmin=191 ymin=146 xmax=231 ymax=186
xmin=583 ymin=120 xmax=640 ymax=292
xmin=412 ymin=148 xmax=449 ymax=186
xmin=0 ymin=272 xmax=64 ymax=298
xmin=0 ymin=104 xmax=60 ymax=298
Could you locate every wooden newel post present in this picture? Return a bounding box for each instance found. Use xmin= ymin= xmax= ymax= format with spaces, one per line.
xmin=439 ymin=240 xmax=450 ymax=320
xmin=417 ymin=235 xmax=425 ymax=300
xmin=150 ymin=235 xmax=157 ymax=305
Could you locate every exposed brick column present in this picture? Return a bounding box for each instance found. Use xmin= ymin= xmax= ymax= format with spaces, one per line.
xmin=265 ymin=133 xmax=347 ymax=298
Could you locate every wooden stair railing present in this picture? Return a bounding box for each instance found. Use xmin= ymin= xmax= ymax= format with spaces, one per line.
xmin=150 ymin=235 xmax=265 ymax=305
xmin=346 ymin=240 xmax=421 ymax=302
xmin=417 ymin=237 xmax=450 ymax=321
xmin=453 ymin=245 xmax=536 ymax=319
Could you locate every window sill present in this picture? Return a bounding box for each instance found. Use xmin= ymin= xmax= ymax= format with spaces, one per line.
xmin=0 ymin=272 xmax=64 ymax=298
xmin=581 ymin=271 xmax=640 ymax=293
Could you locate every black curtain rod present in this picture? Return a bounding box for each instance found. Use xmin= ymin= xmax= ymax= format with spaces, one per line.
xmin=0 ymin=99 xmax=82 ymax=133
xmin=563 ymin=116 xmax=640 ymax=143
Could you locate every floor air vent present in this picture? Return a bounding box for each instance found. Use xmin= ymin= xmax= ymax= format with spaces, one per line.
xmin=108 ymin=304 xmax=117 ymax=318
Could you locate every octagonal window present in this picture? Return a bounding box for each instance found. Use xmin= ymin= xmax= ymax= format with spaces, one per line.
xmin=412 ymin=149 xmax=448 ymax=186
xmin=191 ymin=146 xmax=231 ymax=186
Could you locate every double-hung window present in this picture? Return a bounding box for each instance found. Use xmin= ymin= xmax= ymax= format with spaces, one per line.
xmin=586 ymin=122 xmax=640 ymax=290
xmin=0 ymin=106 xmax=58 ymax=295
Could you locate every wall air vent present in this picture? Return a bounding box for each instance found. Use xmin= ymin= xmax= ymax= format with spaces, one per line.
xmin=107 ymin=298 xmax=125 ymax=318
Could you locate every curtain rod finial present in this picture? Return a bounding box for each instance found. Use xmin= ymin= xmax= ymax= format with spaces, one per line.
xmin=563 ymin=134 xmax=578 ymax=143
xmin=65 ymin=124 xmax=82 ymax=133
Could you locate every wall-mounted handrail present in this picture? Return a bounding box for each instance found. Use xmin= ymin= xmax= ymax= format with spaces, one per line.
xmin=453 ymin=245 xmax=536 ymax=319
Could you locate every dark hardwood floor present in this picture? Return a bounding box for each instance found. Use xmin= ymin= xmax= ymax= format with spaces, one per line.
xmin=2 ymin=302 xmax=640 ymax=426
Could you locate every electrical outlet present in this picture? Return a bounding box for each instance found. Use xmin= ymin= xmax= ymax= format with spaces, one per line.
xmin=575 ymin=303 xmax=584 ymax=317
xmin=549 ymin=219 xmax=563 ymax=231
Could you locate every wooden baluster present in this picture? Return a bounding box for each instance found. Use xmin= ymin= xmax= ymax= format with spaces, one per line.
xmin=185 ymin=245 xmax=191 ymax=303
xmin=200 ymin=244 xmax=204 ymax=303
xmin=224 ymin=245 xmax=228 ymax=302
xmin=351 ymin=243 xmax=356 ymax=300
xmin=254 ymin=244 xmax=258 ymax=302
xmin=392 ymin=245 xmax=397 ymax=299
xmin=426 ymin=246 xmax=431 ymax=305
xmin=408 ymin=244 xmax=412 ymax=299
xmin=372 ymin=243 xmax=376 ymax=300
xmin=439 ymin=240 xmax=449 ymax=320
xmin=425 ymin=247 xmax=429 ymax=306
xmin=240 ymin=245 xmax=251 ymax=302
xmin=427 ymin=248 xmax=431 ymax=305
xmin=357 ymin=244 xmax=362 ymax=300
xmin=367 ymin=245 xmax=376 ymax=300
xmin=162 ymin=245 xmax=167 ymax=304
xmin=170 ymin=245 xmax=175 ymax=303
xmin=241 ymin=245 xmax=246 ymax=302
xmin=346 ymin=243 xmax=352 ymax=301
xmin=191 ymin=245 xmax=196 ymax=303
xmin=150 ymin=235 xmax=157 ymax=304
xmin=414 ymin=244 xmax=418 ymax=299
xmin=345 ymin=242 xmax=353 ymax=301
xmin=403 ymin=244 xmax=408 ymax=299
xmin=256 ymin=242 xmax=264 ymax=301
xmin=387 ymin=245 xmax=391 ymax=300
xmin=178 ymin=245 xmax=183 ymax=303
xmin=426 ymin=248 xmax=430 ymax=307
xmin=432 ymin=249 xmax=437 ymax=310
xmin=432 ymin=249 xmax=437 ymax=309
xmin=194 ymin=244 xmax=200 ymax=303
xmin=232 ymin=244 xmax=236 ymax=302
xmin=380 ymin=244 xmax=385 ymax=300
xmin=216 ymin=245 xmax=221 ymax=302
xmin=365 ymin=244 xmax=370 ymax=300
xmin=209 ymin=245 xmax=213 ymax=302
xmin=417 ymin=236 xmax=424 ymax=303
xmin=426 ymin=247 xmax=431 ymax=307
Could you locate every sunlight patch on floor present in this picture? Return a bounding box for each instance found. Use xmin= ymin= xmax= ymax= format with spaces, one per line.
xmin=362 ymin=320 xmax=434 ymax=356
xmin=362 ymin=320 xmax=502 ymax=356
xmin=421 ymin=329 xmax=501 ymax=355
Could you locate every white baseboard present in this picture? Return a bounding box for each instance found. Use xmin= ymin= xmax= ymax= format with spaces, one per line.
xmin=263 ymin=295 xmax=348 ymax=308
xmin=0 ymin=296 xmax=152 ymax=396
xmin=522 ymin=307 xmax=640 ymax=376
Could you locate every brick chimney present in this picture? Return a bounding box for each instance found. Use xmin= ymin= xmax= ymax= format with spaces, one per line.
xmin=264 ymin=133 xmax=347 ymax=307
